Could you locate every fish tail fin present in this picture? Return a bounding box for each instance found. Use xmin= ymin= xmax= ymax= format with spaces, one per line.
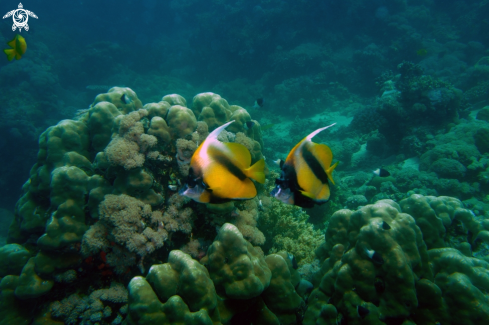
xmin=245 ymin=158 xmax=266 ymax=184
xmin=3 ymin=49 xmax=15 ymax=61
xmin=306 ymin=123 xmax=336 ymax=141
xmin=326 ymin=161 xmax=339 ymax=185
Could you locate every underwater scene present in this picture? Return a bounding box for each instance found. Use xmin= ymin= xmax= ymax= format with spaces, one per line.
xmin=1 ymin=0 xmax=489 ymax=324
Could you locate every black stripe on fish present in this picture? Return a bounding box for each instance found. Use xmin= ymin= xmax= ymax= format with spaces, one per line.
xmin=302 ymin=144 xmax=329 ymax=184
xmin=163 ymin=107 xmax=171 ymax=123
xmin=276 ymin=164 xmax=317 ymax=208
xmin=372 ymin=251 xmax=384 ymax=265
xmin=212 ymin=151 xmax=248 ymax=181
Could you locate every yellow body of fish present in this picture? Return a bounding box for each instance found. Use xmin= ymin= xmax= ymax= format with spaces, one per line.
xmin=3 ymin=34 xmax=26 ymax=61
xmin=286 ymin=125 xmax=338 ymax=202
xmin=182 ymin=120 xmax=265 ymax=203
xmin=272 ymin=124 xmax=338 ymax=207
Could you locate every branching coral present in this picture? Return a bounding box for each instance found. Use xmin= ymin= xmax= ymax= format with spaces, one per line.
xmin=104 ymin=109 xmax=157 ymax=170
xmin=175 ymin=138 xmax=197 ymax=177
xmin=51 ymin=282 xmax=128 ymax=325
xmin=259 ymin=195 xmax=323 ymax=266
xmin=160 ymin=194 xmax=193 ymax=235
xmin=81 ymin=194 xmax=168 ymax=273
xmin=234 ymin=198 xmax=265 ymax=246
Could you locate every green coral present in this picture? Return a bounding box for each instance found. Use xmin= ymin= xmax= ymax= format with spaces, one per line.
xmin=126 ymin=250 xmax=219 ymax=325
xmin=307 ymin=195 xmax=489 ymax=324
xmin=259 ymin=175 xmax=324 ymax=266
xmin=201 ymin=223 xmax=271 ymax=300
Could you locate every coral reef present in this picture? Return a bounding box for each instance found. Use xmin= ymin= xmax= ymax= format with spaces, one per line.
xmin=81 ymin=194 xmax=168 ymax=274
xmin=50 ymin=282 xmax=128 ymax=325
xmin=306 ymin=195 xmax=489 ymax=324
xmin=127 ymin=224 xmax=305 ymax=324
xmin=5 ymin=2 xmax=489 ymax=323
xmin=0 ymin=89 xmax=269 ymax=324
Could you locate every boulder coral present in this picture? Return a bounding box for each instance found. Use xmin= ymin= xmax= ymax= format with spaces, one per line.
xmin=307 ymin=195 xmax=489 ymax=324
xmin=192 ymin=92 xmax=232 ymax=131
xmin=127 ymin=225 xmax=305 ymax=325
xmin=0 ymin=88 xmax=267 ymax=324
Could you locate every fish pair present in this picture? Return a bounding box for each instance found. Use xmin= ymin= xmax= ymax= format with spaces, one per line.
xmin=181 ymin=121 xmax=338 ymax=208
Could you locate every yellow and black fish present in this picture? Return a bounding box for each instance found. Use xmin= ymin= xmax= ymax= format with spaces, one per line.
xmin=272 ymin=124 xmax=338 ymax=207
xmin=180 ymin=120 xmax=265 ymax=203
xmin=3 ymin=34 xmax=26 ymax=61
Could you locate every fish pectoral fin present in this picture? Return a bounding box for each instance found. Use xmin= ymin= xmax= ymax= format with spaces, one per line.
xmin=299 ymin=190 xmax=316 ymax=199
xmin=222 ymin=142 xmax=252 ymax=167
xmin=326 ymin=161 xmax=339 ymax=185
xmin=212 ymin=179 xmax=257 ymax=200
xmin=300 ymin=184 xmax=331 ymax=202
xmin=3 ymin=49 xmax=15 ymax=61
xmin=199 ymin=190 xmax=212 ymax=203
xmin=244 ymin=158 xmax=266 ymax=184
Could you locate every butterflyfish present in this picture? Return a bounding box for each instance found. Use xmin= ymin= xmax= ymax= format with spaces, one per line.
xmin=253 ymin=98 xmax=264 ymax=109
xmin=245 ymin=121 xmax=255 ymax=130
xmin=180 ymin=120 xmax=266 ymax=203
xmin=365 ymin=248 xmax=384 ymax=265
xmin=357 ymin=305 xmax=370 ymax=319
xmin=271 ymin=124 xmax=338 ymax=208
xmin=373 ymin=168 xmax=390 ymax=177
xmin=3 ymin=34 xmax=26 ymax=61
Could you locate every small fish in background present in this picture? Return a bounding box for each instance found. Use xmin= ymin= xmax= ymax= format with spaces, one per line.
xmin=3 ymin=34 xmax=26 ymax=61
xmin=258 ymin=199 xmax=264 ymax=211
xmin=365 ymin=248 xmax=384 ymax=265
xmin=287 ymin=252 xmax=298 ymax=269
xmin=180 ymin=120 xmax=266 ymax=203
xmin=273 ymin=158 xmax=285 ymax=169
xmin=253 ymin=98 xmax=264 ymax=109
xmin=272 ymin=124 xmax=339 ymax=208
xmin=357 ymin=305 xmax=370 ymax=319
xmin=260 ymin=123 xmax=275 ymax=131
xmin=245 ymin=121 xmax=255 ymax=130
xmin=121 ymin=94 xmax=132 ymax=104
xmin=381 ymin=221 xmax=391 ymax=230
xmin=373 ymin=168 xmax=390 ymax=177
xmin=416 ymin=48 xmax=428 ymax=56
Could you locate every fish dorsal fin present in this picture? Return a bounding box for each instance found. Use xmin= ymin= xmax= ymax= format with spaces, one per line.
xmin=222 ymin=142 xmax=251 ymax=167
xmin=7 ymin=39 xmax=16 ymax=50
xmin=285 ymin=123 xmax=336 ymax=164
xmin=306 ymin=123 xmax=336 ymax=141
xmin=200 ymin=120 xmax=235 ymax=154
xmin=202 ymin=120 xmax=234 ymax=145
